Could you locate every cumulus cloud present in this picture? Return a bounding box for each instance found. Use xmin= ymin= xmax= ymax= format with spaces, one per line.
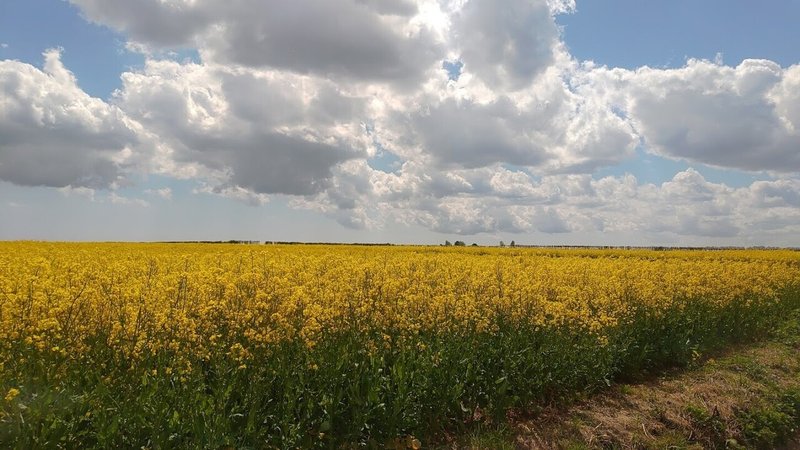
xmin=452 ymin=0 xmax=560 ymax=90
xmin=144 ymin=187 xmax=172 ymax=199
xmin=193 ymin=183 xmax=270 ymax=206
xmin=71 ymin=0 xmax=638 ymax=183
xmin=622 ymin=59 xmax=800 ymax=172
xmin=114 ymin=59 xmax=369 ymax=196
xmin=371 ymin=59 xmax=638 ymax=173
xmin=70 ymin=0 xmax=214 ymax=48
xmin=0 ymin=49 xmax=140 ymax=188
xmin=109 ymin=192 xmax=149 ymax=207
xmin=409 ymin=98 xmax=551 ymax=168
xmin=71 ymin=0 xmax=443 ymax=85
xmin=748 ymin=179 xmax=800 ymax=208
xmin=301 ymin=160 xmax=800 ymax=241
xmin=58 ymin=185 xmax=97 ymax=201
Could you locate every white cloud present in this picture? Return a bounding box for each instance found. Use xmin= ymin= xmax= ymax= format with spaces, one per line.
xmin=371 ymin=57 xmax=638 ymax=173
xmin=71 ymin=0 xmax=444 ymax=85
xmin=114 ymin=59 xmax=370 ymax=196
xmin=108 ymin=192 xmax=149 ymax=207
xmin=70 ymin=0 xmax=635 ymax=187
xmin=296 ymin=156 xmax=800 ymax=241
xmin=58 ymin=185 xmax=97 ymax=201
xmin=621 ymin=59 xmax=800 ymax=172
xmin=144 ymin=187 xmax=172 ymax=199
xmin=193 ymin=183 xmax=270 ymax=206
xmin=0 ymin=49 xmax=141 ymax=189
xmin=451 ymin=0 xmax=559 ymax=90
xmin=546 ymin=0 xmax=575 ymax=14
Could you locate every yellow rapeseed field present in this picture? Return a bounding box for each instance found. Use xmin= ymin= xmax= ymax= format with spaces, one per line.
xmin=1 ymin=242 xmax=799 ymax=448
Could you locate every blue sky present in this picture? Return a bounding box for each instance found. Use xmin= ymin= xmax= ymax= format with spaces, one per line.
xmin=559 ymin=0 xmax=800 ymax=70
xmin=1 ymin=0 xmax=798 ymax=245
xmin=0 ymin=0 xmax=139 ymax=98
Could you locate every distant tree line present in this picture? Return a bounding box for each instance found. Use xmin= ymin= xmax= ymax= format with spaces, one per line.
xmin=158 ymin=240 xmax=261 ymax=244
xmin=443 ymin=240 xmax=515 ymax=247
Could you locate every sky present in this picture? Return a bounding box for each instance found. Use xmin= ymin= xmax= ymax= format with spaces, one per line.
xmin=1 ymin=0 xmax=799 ymax=246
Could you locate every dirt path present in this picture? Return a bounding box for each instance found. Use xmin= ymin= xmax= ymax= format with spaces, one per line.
xmin=449 ymin=316 xmax=800 ymax=449
xmin=512 ymin=339 xmax=800 ymax=449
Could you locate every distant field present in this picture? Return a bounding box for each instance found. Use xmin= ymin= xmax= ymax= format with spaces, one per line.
xmin=1 ymin=243 xmax=799 ymax=448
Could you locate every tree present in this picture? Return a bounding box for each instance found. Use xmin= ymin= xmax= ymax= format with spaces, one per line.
xmin=510 ymin=240 xmax=516 ymax=247
xmin=454 ymin=240 xmax=466 ymax=246
xmin=499 ymin=241 xmax=505 ymax=247
xmin=444 ymin=240 xmax=452 ymax=246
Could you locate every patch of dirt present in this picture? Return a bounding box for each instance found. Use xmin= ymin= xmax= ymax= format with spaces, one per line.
xmin=510 ymin=342 xmax=800 ymax=449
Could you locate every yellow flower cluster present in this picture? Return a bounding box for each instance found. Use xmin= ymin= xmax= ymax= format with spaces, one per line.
xmin=0 ymin=243 xmax=798 ymax=368
xmin=4 ymin=388 xmax=19 ymax=402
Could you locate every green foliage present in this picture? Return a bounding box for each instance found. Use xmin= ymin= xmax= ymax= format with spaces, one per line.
xmin=738 ymin=388 xmax=800 ymax=449
xmin=450 ymin=425 xmax=516 ymax=450
xmin=2 ymin=290 xmax=799 ymax=448
xmin=685 ymin=403 xmax=726 ymax=446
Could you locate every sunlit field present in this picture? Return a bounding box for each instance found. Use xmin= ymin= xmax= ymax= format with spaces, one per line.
xmin=1 ymin=243 xmax=799 ymax=448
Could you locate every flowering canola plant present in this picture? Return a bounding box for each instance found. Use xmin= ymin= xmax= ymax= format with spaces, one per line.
xmin=1 ymin=243 xmax=799 ymax=447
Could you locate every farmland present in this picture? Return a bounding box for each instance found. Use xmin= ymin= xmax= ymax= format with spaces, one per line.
xmin=1 ymin=243 xmax=799 ymax=448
